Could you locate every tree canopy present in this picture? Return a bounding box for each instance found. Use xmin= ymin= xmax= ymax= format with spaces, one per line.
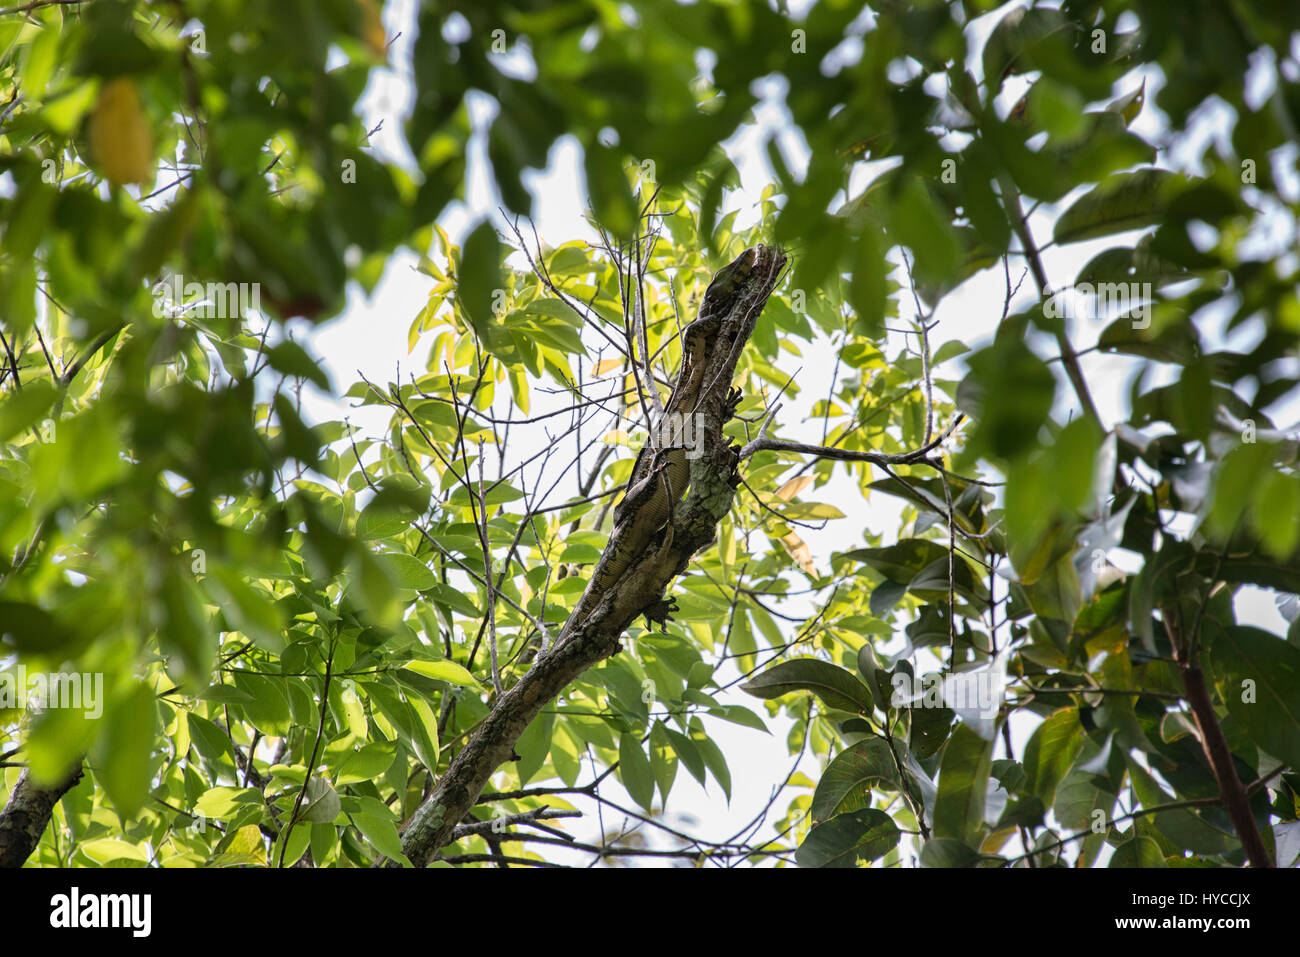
xmin=2 ymin=0 xmax=1299 ymax=871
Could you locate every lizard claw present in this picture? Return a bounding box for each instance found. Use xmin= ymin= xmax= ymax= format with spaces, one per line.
xmin=727 ymin=442 xmax=743 ymax=488
xmin=642 ymin=595 xmax=678 ymax=632
xmin=723 ymin=387 xmax=743 ymax=421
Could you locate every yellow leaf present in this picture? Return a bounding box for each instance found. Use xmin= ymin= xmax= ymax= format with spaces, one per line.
xmin=357 ymin=0 xmax=387 ymax=57
xmin=227 ymin=825 xmax=268 ymax=864
xmin=593 ymin=358 xmax=624 ymax=377
xmin=780 ymin=532 xmax=815 ymax=575
xmin=88 ymin=77 xmax=154 ymax=187
xmin=782 ymin=501 xmax=846 ymax=520
xmin=79 ymin=838 xmax=149 ymax=864
xmin=775 ymin=475 xmax=812 ymax=501
xmin=981 ymin=827 xmax=1016 ymax=854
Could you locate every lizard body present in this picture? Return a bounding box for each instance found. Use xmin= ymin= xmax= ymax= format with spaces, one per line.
xmin=611 ymin=246 xmax=757 ymax=527
xmin=551 ymin=246 xmax=765 ymax=649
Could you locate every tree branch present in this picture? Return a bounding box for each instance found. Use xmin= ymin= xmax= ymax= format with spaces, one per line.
xmin=738 ymin=413 xmax=964 ymax=466
xmin=1163 ymin=604 xmax=1273 ymax=867
xmin=394 ymin=245 xmax=787 ymax=866
xmin=0 ymin=763 xmax=83 ymax=867
xmin=997 ymin=174 xmax=1102 ymax=427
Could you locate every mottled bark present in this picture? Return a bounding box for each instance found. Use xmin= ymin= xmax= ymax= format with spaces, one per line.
xmin=0 ymin=764 xmax=83 ymax=868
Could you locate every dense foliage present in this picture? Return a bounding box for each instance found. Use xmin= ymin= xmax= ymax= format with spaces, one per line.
xmin=2 ymin=0 xmax=1298 ymax=867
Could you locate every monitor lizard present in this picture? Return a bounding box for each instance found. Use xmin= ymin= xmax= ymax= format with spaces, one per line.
xmin=550 ymin=245 xmax=763 ymax=651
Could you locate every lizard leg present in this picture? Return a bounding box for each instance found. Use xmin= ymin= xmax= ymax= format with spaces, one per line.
xmin=723 ymin=387 xmax=743 ymax=421
xmin=642 ymin=594 xmax=678 ymax=632
xmin=642 ymin=458 xmax=681 ymax=633
xmin=726 ymin=441 xmax=743 ymax=489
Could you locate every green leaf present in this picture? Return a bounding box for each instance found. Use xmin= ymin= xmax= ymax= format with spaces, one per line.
xmin=1126 ymin=758 xmax=1234 ymax=855
xmin=1022 ymin=708 xmax=1085 ymax=804
xmin=780 ymin=501 xmax=846 ymax=521
xmin=551 ymin=724 xmax=582 ymax=787
xmin=403 ymin=659 xmax=480 ymax=688
xmin=933 ymin=723 xmax=994 ymax=845
xmin=1077 ymin=241 xmax=1187 ymax=289
xmin=691 ymin=719 xmax=731 ymax=801
xmin=265 ymin=340 xmax=330 ymax=389
xmin=353 ymin=811 xmax=410 ymax=865
xmin=1097 ymin=311 xmax=1202 ymax=367
xmin=515 ymin=711 xmax=553 ymax=786
xmin=336 ymin=742 xmax=397 ymax=786
xmin=427 ymin=581 xmax=481 ymax=618
xmin=810 ymin=737 xmax=898 ymax=822
xmin=796 ymin=809 xmax=899 ymax=868
xmin=337 ymin=681 xmax=368 ymax=738
xmin=458 ymin=219 xmax=505 ymax=335
xmin=93 ymin=682 xmax=156 ymax=819
xmin=648 ymin=722 xmax=678 ymax=803
xmin=741 ymin=657 xmax=874 ymax=715
xmin=1211 ymin=626 xmax=1300 ymax=772
xmin=618 ymin=734 xmax=655 ymax=812
xmin=5 ymin=177 xmax=56 ymax=264
xmin=847 ymin=226 xmax=887 ymax=339
xmin=706 ymin=704 xmax=769 ymax=734
xmin=0 ymin=601 xmax=74 ymax=655
xmin=1053 ymin=170 xmax=1177 ymax=245
xmin=195 ymin=786 xmax=260 ymax=820
xmin=997 ymin=795 xmax=1047 ymax=831
xmin=206 ymin=568 xmax=286 ymax=654
xmin=160 ymin=564 xmax=218 ymax=686
xmin=982 ymin=7 xmax=1071 ymax=91
xmin=1018 ymin=550 xmax=1083 ymax=628
xmin=380 ymin=553 xmax=438 ymax=591
xmin=919 ymin=838 xmax=981 ymax=868
xmin=846 ymin=539 xmax=986 ymax=604
xmin=231 ymin=672 xmax=291 ymax=736
xmin=1109 ymin=836 xmax=1166 ymax=868
xmin=584 ymin=143 xmax=637 ymax=239
xmin=888 ymin=177 xmax=960 ymax=288
xmin=299 ymin=777 xmax=341 ymax=824
xmin=662 ymin=725 xmax=707 ymax=787
xmin=405 ymin=697 xmax=441 ymax=773
xmin=310 ymin=823 xmax=338 ymax=866
xmin=212 ymin=824 xmax=268 ymax=868
xmin=910 ymin=703 xmax=955 ymax=758
xmin=1255 ymin=470 xmax=1300 ymax=559
xmin=277 ymin=820 xmax=311 ymax=867
xmin=1054 ymin=770 xmax=1117 ymax=832
xmin=357 ymin=480 xmax=430 ymax=540
xmin=957 ymin=335 xmax=1056 ymax=461
xmin=350 ymin=546 xmax=401 ymax=629
xmin=1128 ymin=541 xmax=1195 ymax=654
xmin=0 ymin=379 xmax=56 ymax=442
xmin=1046 ymin=111 xmax=1156 ymax=184
xmin=79 ymin=838 xmax=149 ymax=866
xmin=187 ymin=713 xmax=236 ymax=771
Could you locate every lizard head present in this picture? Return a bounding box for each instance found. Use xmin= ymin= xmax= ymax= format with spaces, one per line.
xmin=700 ymin=246 xmax=760 ymax=319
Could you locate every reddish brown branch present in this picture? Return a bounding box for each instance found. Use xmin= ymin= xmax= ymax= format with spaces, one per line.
xmin=1164 ymin=606 xmax=1273 ymax=867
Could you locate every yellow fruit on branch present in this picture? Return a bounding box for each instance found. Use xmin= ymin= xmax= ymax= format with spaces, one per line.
xmin=88 ymin=76 xmax=154 ymax=188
